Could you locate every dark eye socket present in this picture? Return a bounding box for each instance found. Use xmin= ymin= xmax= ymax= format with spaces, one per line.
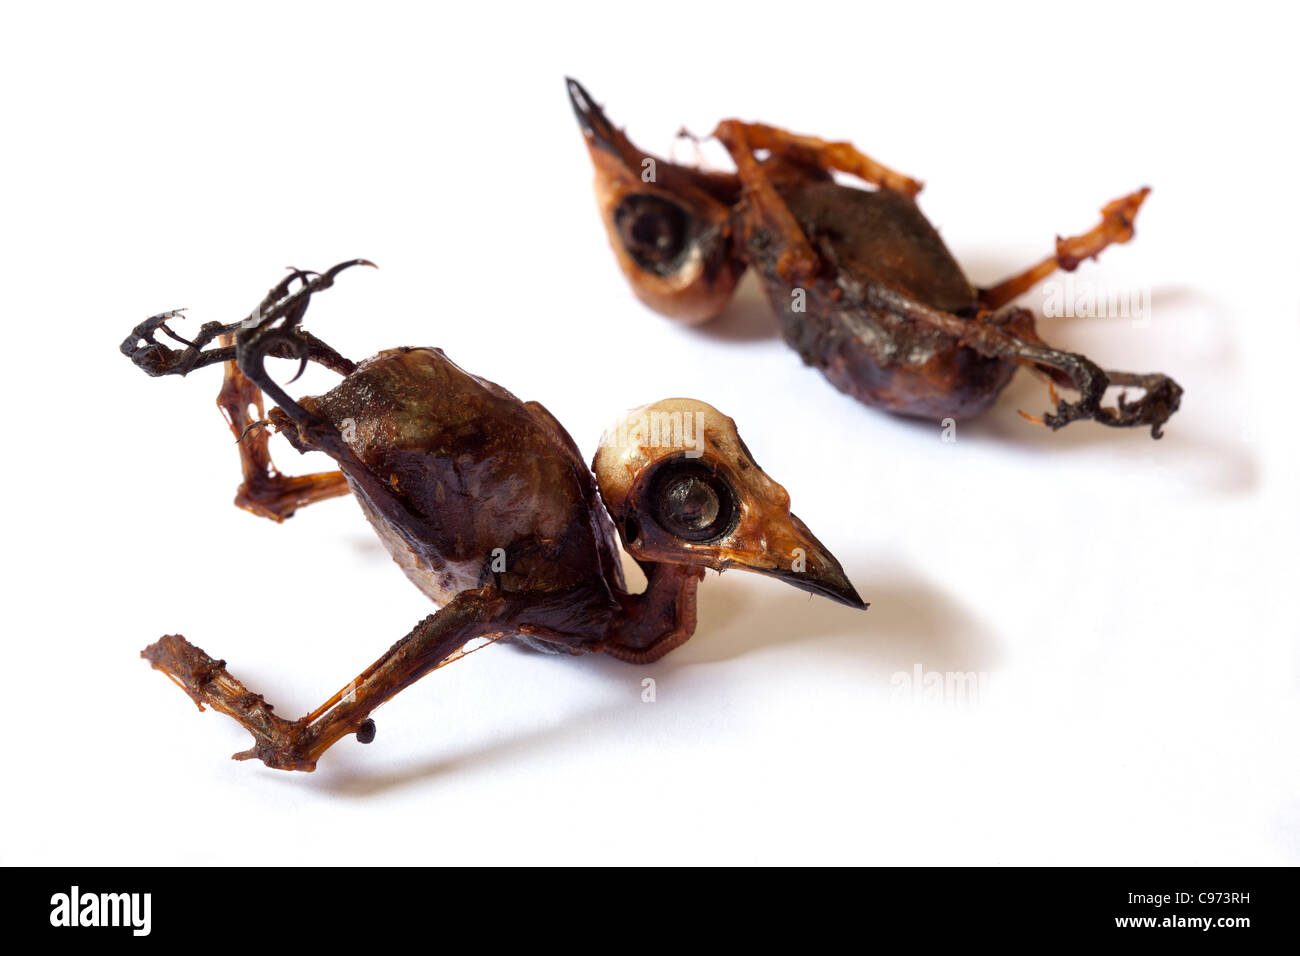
xmin=648 ymin=459 xmax=738 ymax=543
xmin=613 ymin=194 xmax=690 ymax=275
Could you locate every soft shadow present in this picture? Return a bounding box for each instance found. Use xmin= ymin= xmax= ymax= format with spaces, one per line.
xmin=962 ymin=390 xmax=1257 ymax=495
xmin=692 ymin=271 xmax=779 ymax=343
xmin=670 ymin=559 xmax=1001 ymax=674
xmin=307 ymin=701 xmax=627 ymax=798
xmin=293 ymin=559 xmax=996 ymax=797
xmin=957 ymin=253 xmax=1042 ymax=291
xmin=346 ymin=533 xmax=388 ymax=558
xmin=957 ymin=285 xmax=1259 ymax=492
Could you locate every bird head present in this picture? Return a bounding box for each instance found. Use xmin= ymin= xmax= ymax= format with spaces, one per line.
xmin=592 ymin=398 xmax=866 ymax=609
xmin=566 ymin=77 xmax=746 ymax=325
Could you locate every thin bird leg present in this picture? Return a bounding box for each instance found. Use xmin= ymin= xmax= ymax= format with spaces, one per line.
xmin=978 ymin=188 xmax=1150 ymax=310
xmin=215 ymin=332 xmax=351 ymax=522
xmin=864 ymin=288 xmax=1182 ymax=437
xmin=141 ymin=588 xmax=533 ymax=771
xmin=712 ymin=120 xmax=823 ymax=287
xmin=121 ymin=265 xmax=366 ymax=518
xmin=712 ymin=118 xmax=924 ymax=198
xmin=233 ymin=261 xmax=450 ymax=554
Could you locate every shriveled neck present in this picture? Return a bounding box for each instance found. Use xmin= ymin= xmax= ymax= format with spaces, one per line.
xmin=605 ymin=561 xmax=705 ymax=664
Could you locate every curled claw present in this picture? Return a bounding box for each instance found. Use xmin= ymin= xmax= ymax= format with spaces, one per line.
xmin=1042 ymin=382 xmax=1106 ymax=430
xmin=321 ymin=258 xmax=377 ymax=284
xmin=235 ymin=259 xmax=375 ymax=407
xmin=981 ymin=314 xmax=1180 ymax=437
xmin=285 ymin=352 xmax=310 ymax=384
xmin=236 ymin=419 xmax=271 ymax=443
xmin=241 ymin=299 xmax=314 ymax=385
xmin=236 ymin=257 xmax=379 ymax=395
xmin=245 ymin=261 xmax=371 ymax=334
xmin=1095 ymin=374 xmax=1184 ymax=438
xmin=122 ymin=261 xmax=367 ymax=385
xmin=1028 ymin=351 xmax=1108 ymax=431
xmin=249 ymin=259 xmax=378 ymax=334
xmin=1040 ymin=366 xmax=1183 ymax=438
xmin=120 ymin=309 xmax=187 ymax=354
xmin=286 ymin=260 xmax=376 ymax=330
xmin=120 ymin=310 xmax=185 ymax=374
xmin=237 ymin=324 xmax=311 ymax=420
xmin=309 ymin=258 xmax=377 ymax=285
xmin=120 ymin=309 xmax=240 ymax=377
xmin=151 ymin=309 xmax=191 ymax=342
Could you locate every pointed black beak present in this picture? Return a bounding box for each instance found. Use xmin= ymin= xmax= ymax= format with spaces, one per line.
xmin=756 ymin=560 xmax=869 ymax=610
xmin=732 ymin=513 xmax=868 ymax=611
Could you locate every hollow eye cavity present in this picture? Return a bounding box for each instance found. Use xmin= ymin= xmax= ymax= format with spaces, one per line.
xmin=649 ymin=459 xmax=738 ymax=543
xmin=613 ymin=194 xmax=690 ymax=275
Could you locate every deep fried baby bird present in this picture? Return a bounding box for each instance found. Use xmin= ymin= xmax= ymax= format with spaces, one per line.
xmin=567 ymin=78 xmax=1181 ymax=437
xmin=120 ymin=262 xmax=865 ymax=771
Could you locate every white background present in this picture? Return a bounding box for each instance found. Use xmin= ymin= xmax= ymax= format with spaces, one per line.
xmin=2 ymin=1 xmax=1296 ymax=865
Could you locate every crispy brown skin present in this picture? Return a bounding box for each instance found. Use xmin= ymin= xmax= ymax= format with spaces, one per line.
xmin=757 ymin=180 xmax=1019 ymax=420
xmin=715 ymin=139 xmax=1177 ymax=432
xmin=287 ymin=347 xmax=627 ymax=634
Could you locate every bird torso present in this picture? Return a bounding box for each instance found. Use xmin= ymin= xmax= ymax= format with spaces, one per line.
xmin=298 ymin=347 xmax=626 ymax=623
xmin=743 ymin=179 xmax=1017 ymax=420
